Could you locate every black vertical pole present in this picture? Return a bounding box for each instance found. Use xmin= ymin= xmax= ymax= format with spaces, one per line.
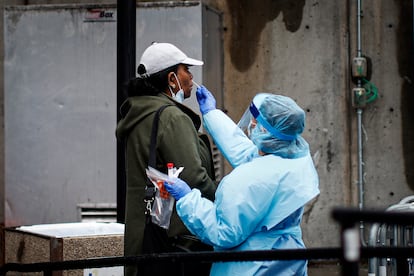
xmin=117 ymin=0 xmax=136 ymax=223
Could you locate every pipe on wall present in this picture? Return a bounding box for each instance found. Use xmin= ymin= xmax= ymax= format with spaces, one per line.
xmin=355 ymin=0 xmax=367 ymax=245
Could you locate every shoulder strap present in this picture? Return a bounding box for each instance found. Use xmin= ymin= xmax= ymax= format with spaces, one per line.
xmin=148 ymin=105 xmax=171 ymax=169
xmin=144 ymin=105 xmax=172 ymax=218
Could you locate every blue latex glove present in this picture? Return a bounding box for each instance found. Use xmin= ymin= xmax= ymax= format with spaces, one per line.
xmin=164 ymin=178 xmax=191 ymax=201
xmin=196 ymin=85 xmax=216 ymax=115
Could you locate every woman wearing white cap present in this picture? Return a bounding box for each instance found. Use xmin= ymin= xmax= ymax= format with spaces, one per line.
xmin=116 ymin=42 xmax=217 ymax=276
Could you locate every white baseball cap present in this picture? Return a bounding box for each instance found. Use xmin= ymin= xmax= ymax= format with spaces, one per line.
xmin=138 ymin=42 xmax=203 ymax=77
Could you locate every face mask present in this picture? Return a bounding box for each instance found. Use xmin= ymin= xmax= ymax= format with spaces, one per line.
xmin=250 ymin=123 xmax=267 ymax=146
xmin=247 ymin=121 xmax=253 ymax=138
xmin=168 ymin=73 xmax=184 ymax=103
xmin=249 ymin=123 xmax=259 ymax=142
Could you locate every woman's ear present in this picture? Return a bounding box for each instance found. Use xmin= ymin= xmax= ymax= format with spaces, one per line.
xmin=168 ymin=72 xmax=176 ymax=88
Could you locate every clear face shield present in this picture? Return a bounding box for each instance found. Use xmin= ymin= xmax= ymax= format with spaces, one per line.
xmin=237 ymin=93 xmax=272 ymax=137
xmin=237 ymin=106 xmax=255 ymax=136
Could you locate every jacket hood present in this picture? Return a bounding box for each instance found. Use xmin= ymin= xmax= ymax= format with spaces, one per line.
xmin=116 ymin=93 xmax=201 ymax=140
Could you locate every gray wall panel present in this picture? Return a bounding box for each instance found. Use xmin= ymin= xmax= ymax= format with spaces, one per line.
xmin=4 ymin=6 xmax=118 ymax=226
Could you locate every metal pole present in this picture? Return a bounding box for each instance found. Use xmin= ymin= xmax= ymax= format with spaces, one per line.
xmin=357 ymin=108 xmax=364 ymax=213
xmin=117 ymin=0 xmax=136 ymax=223
xmin=357 ymin=0 xmax=362 ymax=58
xmin=356 ymin=0 xmax=366 ymax=246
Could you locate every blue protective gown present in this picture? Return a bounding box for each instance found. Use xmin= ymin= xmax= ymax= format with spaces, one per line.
xmin=176 ymin=109 xmax=320 ymax=276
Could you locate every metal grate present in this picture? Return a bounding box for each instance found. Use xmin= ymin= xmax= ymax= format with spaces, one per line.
xmin=77 ymin=203 xmax=117 ymax=223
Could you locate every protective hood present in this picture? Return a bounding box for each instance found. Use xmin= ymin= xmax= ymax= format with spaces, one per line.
xmin=237 ymin=93 xmax=309 ymax=158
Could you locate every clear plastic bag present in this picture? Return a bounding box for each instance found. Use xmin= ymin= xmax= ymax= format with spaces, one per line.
xmin=150 ymin=180 xmax=175 ymax=229
xmin=146 ymin=165 xmax=183 ymax=229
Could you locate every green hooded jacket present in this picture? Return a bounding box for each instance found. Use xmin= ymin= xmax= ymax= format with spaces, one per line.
xmin=116 ymin=93 xmax=217 ymax=272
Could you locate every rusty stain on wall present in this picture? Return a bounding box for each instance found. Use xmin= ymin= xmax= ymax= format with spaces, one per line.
xmin=395 ymin=0 xmax=414 ymax=190
xmin=226 ymin=0 xmax=306 ymax=72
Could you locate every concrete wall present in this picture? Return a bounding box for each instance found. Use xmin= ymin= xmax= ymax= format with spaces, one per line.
xmin=217 ymin=0 xmax=351 ymax=247
xmin=1 ymin=0 xmax=413 ymax=252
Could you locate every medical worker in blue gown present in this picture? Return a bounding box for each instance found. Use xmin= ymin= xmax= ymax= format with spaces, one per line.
xmin=164 ymin=87 xmax=320 ymax=276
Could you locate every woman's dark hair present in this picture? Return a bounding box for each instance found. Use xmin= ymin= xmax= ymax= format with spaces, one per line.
xmin=127 ymin=64 xmax=179 ymax=97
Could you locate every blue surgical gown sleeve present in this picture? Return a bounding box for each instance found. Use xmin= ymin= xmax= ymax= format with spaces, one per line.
xmin=177 ymin=157 xmax=279 ymax=248
xmin=203 ymin=109 xmax=259 ymax=167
